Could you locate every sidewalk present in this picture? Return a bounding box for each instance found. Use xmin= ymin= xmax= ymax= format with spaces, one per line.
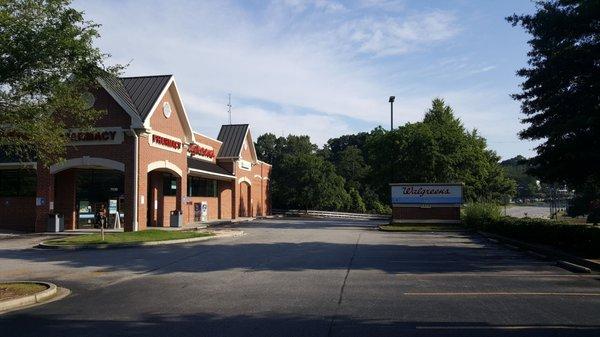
xmin=163 ymin=217 xmax=256 ymax=231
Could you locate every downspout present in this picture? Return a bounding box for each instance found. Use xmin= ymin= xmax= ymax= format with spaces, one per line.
xmin=131 ymin=129 xmax=139 ymax=231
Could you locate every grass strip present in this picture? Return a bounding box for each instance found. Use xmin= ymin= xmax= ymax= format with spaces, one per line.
xmin=45 ymin=229 xmax=214 ymax=246
xmin=0 ymin=283 xmax=48 ymax=301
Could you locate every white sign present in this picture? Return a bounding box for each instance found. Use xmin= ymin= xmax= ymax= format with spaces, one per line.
xmin=66 ymin=127 xmax=124 ymax=146
xmin=201 ymin=201 xmax=208 ymax=222
xmin=391 ymin=184 xmax=463 ymax=205
xmin=109 ymin=199 xmax=118 ymax=214
xmin=239 ymin=160 xmax=252 ymax=171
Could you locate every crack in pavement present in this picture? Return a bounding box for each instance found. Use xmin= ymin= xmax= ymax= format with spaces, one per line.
xmin=327 ymin=232 xmax=361 ymax=337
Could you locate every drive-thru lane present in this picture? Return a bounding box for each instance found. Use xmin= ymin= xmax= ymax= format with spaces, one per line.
xmin=1 ymin=218 xmax=599 ymax=336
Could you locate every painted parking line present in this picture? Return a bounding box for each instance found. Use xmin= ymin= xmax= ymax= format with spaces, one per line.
xmin=404 ymin=292 xmax=600 ymax=296
xmin=394 ymin=273 xmax=598 ymax=278
xmin=416 ymin=325 xmax=600 ymax=330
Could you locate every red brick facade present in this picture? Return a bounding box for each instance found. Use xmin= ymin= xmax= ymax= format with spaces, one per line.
xmin=0 ymin=75 xmax=271 ymax=232
xmin=391 ymin=206 xmax=460 ymax=223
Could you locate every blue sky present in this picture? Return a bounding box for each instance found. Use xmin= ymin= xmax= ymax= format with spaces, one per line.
xmin=74 ymin=0 xmax=539 ymax=159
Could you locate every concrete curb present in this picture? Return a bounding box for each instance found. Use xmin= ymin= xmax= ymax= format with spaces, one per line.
xmin=477 ymin=231 xmax=598 ymax=273
xmin=37 ymin=230 xmax=244 ymax=250
xmin=377 ymin=225 xmax=467 ymax=232
xmin=0 ymin=282 xmax=58 ymax=313
xmin=206 ymin=218 xmax=255 ymax=228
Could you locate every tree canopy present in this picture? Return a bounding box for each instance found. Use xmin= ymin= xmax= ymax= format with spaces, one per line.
xmin=0 ymin=0 xmax=121 ymax=165
xmin=256 ymin=98 xmax=516 ymax=213
xmin=508 ymin=0 xmax=600 ymax=195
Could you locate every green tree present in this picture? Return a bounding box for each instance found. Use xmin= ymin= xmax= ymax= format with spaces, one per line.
xmin=508 ymin=1 xmax=600 ymax=203
xmin=255 ymin=133 xmax=285 ymax=165
xmin=278 ymin=153 xmax=350 ymax=211
xmin=335 ymin=146 xmax=370 ymax=190
xmin=500 ymin=155 xmax=543 ymax=200
xmin=364 ymin=99 xmax=515 ymax=204
xmin=256 ymin=133 xmax=350 ymax=211
xmin=0 ymin=0 xmax=122 ymax=165
xmin=347 ymin=187 xmax=367 ymax=213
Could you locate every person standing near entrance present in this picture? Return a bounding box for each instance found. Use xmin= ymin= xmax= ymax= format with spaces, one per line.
xmin=96 ymin=203 xmax=108 ymax=241
xmin=95 ymin=204 xmax=107 ymax=228
xmin=99 ymin=204 xmax=107 ymax=228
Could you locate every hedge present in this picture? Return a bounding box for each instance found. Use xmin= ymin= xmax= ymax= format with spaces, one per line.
xmin=462 ymin=204 xmax=600 ymax=258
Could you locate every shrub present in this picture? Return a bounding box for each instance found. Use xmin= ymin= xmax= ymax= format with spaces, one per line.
xmin=477 ymin=217 xmax=600 ymax=258
xmin=462 ymin=203 xmax=502 ymax=228
xmin=371 ymin=200 xmax=391 ymax=215
xmin=346 ymin=188 xmax=367 ymax=213
xmin=587 ymin=199 xmax=600 ymax=225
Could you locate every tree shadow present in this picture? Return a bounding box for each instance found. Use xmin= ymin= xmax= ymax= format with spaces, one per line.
xmin=0 ymin=232 xmax=554 ymax=276
xmin=1 ymin=312 xmax=598 ymax=337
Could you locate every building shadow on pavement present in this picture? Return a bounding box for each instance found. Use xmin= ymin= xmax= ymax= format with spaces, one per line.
xmin=2 ymin=312 xmax=599 ymax=337
xmin=0 ymin=235 xmax=555 ymax=276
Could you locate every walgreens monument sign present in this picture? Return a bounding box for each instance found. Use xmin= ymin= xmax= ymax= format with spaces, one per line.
xmin=390 ymin=183 xmax=463 ymax=205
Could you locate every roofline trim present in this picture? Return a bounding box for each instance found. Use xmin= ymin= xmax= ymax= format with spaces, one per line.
xmin=188 ymin=168 xmax=236 ymax=180
xmin=193 ymin=131 xmax=223 ymax=144
xmin=97 ymin=77 xmax=145 ymax=129
xmin=238 ymin=128 xmax=258 ymax=163
xmin=142 ymin=75 xmax=173 ymax=129
xmin=141 ymin=76 xmax=195 ymax=144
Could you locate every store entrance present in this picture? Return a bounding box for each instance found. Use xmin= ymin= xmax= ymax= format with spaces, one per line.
xmin=75 ymin=169 xmax=124 ymax=229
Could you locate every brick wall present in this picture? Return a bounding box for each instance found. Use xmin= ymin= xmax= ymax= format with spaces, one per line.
xmin=230 ymin=132 xmax=271 ymax=219
xmin=392 ymin=206 xmax=460 ymax=222
xmin=137 ymin=85 xmax=190 ymax=229
xmin=184 ymin=197 xmax=219 ymax=223
xmin=0 ymin=197 xmax=36 ymax=231
xmin=17 ymin=87 xmax=139 ymax=233
xmin=54 ymin=170 xmax=77 ymax=230
xmin=218 ymin=180 xmax=233 ymax=219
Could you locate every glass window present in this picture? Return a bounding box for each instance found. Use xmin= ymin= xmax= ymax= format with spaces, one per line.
xmin=187 ymin=176 xmax=217 ymax=197
xmin=163 ymin=174 xmax=178 ymax=196
xmin=0 ymin=169 xmax=36 ymax=197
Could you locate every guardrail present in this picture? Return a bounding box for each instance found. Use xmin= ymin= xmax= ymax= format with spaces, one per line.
xmin=272 ymin=209 xmax=390 ymax=220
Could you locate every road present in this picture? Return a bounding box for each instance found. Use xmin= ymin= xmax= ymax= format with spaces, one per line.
xmin=505 ymin=205 xmax=551 ymax=219
xmin=1 ymin=218 xmax=599 ymax=336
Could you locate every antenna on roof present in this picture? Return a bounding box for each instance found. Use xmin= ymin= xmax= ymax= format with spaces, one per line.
xmin=227 ymin=93 xmax=232 ymax=124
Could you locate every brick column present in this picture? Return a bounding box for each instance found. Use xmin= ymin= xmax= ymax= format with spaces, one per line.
xmin=34 ymin=167 xmax=54 ymax=232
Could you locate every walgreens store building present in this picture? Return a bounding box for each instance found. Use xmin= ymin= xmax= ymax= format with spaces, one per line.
xmin=0 ymin=75 xmax=271 ymax=232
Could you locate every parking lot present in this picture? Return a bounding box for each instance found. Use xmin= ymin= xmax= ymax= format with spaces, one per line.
xmin=1 ymin=218 xmax=599 ymax=336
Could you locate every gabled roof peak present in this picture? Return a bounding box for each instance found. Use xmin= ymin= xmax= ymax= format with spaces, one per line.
xmin=119 ymin=74 xmax=173 ymax=79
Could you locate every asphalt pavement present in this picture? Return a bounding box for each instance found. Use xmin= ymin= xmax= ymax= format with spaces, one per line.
xmin=1 ymin=218 xmax=599 ymax=336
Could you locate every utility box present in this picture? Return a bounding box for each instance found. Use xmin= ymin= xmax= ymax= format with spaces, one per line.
xmin=170 ymin=210 xmax=183 ymax=228
xmin=47 ymin=213 xmax=65 ymax=232
xmin=390 ymin=183 xmax=463 ymax=224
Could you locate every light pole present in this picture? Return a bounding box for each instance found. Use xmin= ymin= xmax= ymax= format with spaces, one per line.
xmin=389 ymin=96 xmax=396 ymax=185
xmin=389 ymin=96 xmax=395 ymax=131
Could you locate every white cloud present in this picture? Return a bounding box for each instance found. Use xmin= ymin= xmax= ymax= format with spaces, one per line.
xmin=356 ymin=0 xmax=406 ymax=12
xmin=73 ymin=0 xmax=534 ymax=158
xmin=183 ymin=95 xmax=353 ymax=145
xmin=340 ymin=10 xmax=460 ymax=56
xmin=279 ymin=0 xmax=345 ymax=13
